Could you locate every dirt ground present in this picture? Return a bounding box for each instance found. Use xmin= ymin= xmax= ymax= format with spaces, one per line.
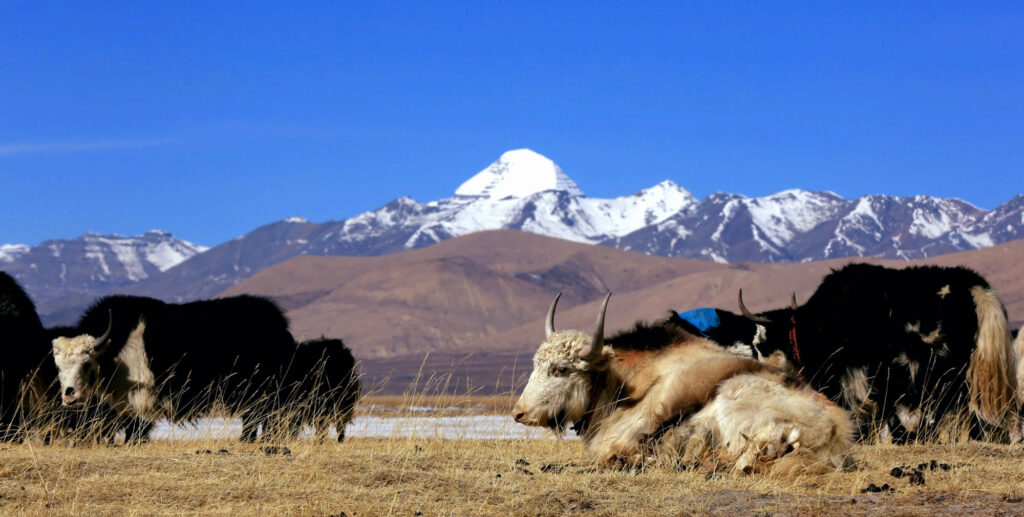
xmin=0 ymin=436 xmax=1022 ymax=516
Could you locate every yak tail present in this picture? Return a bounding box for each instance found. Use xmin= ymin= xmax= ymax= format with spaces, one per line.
xmin=1015 ymin=329 xmax=1024 ymax=420
xmin=966 ymin=286 xmax=1019 ymax=437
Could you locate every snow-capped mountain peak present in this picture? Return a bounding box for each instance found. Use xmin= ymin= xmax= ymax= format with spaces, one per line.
xmin=455 ymin=148 xmax=584 ymax=199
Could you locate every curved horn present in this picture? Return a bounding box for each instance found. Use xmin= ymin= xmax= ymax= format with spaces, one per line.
xmin=545 ymin=292 xmax=562 ymax=338
xmin=790 ymin=292 xmax=799 ymax=311
xmin=90 ymin=309 xmax=113 ymax=351
xmin=738 ymin=289 xmax=772 ymax=324
xmin=580 ymin=292 xmax=612 ymax=362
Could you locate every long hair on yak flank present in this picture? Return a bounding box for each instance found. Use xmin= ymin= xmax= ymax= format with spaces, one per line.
xmin=513 ymin=293 xmax=610 ymax=433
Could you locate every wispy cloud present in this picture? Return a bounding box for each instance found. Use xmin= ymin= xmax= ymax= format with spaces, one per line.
xmin=0 ymin=138 xmax=171 ymax=156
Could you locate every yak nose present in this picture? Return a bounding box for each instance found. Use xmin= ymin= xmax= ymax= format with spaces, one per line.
xmin=62 ymin=387 xmax=80 ymax=405
xmin=513 ymin=409 xmax=526 ymax=423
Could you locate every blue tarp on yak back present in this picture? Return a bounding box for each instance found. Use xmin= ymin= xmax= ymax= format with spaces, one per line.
xmin=674 ymin=308 xmax=721 ymax=336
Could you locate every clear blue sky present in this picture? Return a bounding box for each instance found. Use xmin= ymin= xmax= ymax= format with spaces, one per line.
xmin=2 ymin=2 xmax=1021 ymax=247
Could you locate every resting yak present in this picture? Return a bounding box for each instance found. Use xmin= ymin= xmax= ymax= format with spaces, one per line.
xmin=688 ymin=263 xmax=1019 ymax=442
xmin=51 ymin=294 xmax=299 ymax=442
xmin=513 ymin=293 xmax=854 ymax=475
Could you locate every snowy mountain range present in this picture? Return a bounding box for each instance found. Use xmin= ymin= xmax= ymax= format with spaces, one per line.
xmin=0 ymin=231 xmax=207 ymax=322
xmin=2 ymin=148 xmax=1022 ymax=323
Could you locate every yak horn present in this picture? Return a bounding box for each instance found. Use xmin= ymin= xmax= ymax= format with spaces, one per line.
xmin=790 ymin=292 xmax=799 ymax=310
xmin=580 ymin=293 xmax=612 ymax=362
xmin=90 ymin=309 xmax=113 ymax=350
xmin=545 ymin=292 xmax=562 ymax=338
xmin=738 ymin=289 xmax=772 ymax=324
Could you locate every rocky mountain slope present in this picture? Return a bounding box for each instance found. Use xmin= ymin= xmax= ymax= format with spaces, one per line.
xmin=0 ymin=231 xmax=206 ymax=322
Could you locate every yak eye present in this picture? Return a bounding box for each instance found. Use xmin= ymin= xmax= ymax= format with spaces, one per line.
xmin=552 ymin=365 xmax=569 ymax=376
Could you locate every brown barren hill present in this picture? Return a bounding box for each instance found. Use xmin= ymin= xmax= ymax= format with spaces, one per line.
xmin=223 ymin=230 xmax=1024 ymax=393
xmin=221 ymin=230 xmax=728 ymax=358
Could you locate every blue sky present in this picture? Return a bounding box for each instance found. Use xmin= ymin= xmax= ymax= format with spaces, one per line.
xmin=2 ymin=2 xmax=1021 ymax=247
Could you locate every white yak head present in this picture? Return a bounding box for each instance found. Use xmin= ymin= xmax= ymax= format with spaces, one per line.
xmin=512 ymin=293 xmax=611 ymax=432
xmin=51 ymin=311 xmax=113 ymax=406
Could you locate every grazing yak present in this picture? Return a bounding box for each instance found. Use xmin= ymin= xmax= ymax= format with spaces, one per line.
xmin=513 ymin=293 xmax=854 ymax=475
xmin=0 ymin=272 xmax=52 ymax=440
xmin=276 ymin=337 xmax=362 ymax=442
xmin=701 ymin=263 xmax=1019 ymax=442
xmin=0 ymin=272 xmax=94 ymax=442
xmin=51 ymin=294 xmax=299 ymax=442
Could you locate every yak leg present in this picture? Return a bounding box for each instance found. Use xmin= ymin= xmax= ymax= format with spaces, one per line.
xmin=123 ymin=417 xmax=153 ymax=444
xmin=240 ymin=413 xmax=264 ymax=443
xmin=336 ymin=418 xmax=346 ymax=443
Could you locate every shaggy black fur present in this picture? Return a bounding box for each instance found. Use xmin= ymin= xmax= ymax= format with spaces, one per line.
xmin=709 ymin=263 xmax=1009 ymax=442
xmin=605 ymin=315 xmax=701 ymax=351
xmin=0 ymin=272 xmax=48 ymax=440
xmin=73 ymin=294 xmax=298 ymax=442
xmin=278 ymin=337 xmax=362 ymax=442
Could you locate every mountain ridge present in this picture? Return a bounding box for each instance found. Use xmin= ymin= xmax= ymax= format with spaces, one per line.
xmin=3 ymin=148 xmax=1021 ymax=324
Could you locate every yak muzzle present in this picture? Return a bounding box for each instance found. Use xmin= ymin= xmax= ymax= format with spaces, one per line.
xmin=62 ymin=387 xmax=81 ymax=406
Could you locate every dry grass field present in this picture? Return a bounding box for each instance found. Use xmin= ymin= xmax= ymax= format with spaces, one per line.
xmin=2 ymin=416 xmax=1023 ymax=516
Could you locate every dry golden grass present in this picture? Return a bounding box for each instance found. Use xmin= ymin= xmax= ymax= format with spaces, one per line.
xmin=1 ymin=434 xmax=1023 ymax=516
xmin=7 ymin=369 xmax=1023 ymax=515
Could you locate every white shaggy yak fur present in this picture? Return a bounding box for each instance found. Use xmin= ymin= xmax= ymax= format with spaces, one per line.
xmin=662 ymin=373 xmax=853 ymax=475
xmin=513 ymin=293 xmax=854 ymax=475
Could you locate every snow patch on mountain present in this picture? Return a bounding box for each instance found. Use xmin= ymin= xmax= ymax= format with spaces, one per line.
xmin=745 ymin=190 xmax=843 ymax=245
xmin=0 ymin=244 xmax=29 ymax=263
xmin=579 ymin=180 xmax=697 ymax=236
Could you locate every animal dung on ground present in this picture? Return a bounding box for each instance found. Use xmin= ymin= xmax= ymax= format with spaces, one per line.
xmin=907 ymin=470 xmax=926 ymax=486
xmin=540 ymin=463 xmax=569 ymax=474
xmin=259 ymin=445 xmax=292 ymax=456
xmin=860 ymin=483 xmax=894 ymax=494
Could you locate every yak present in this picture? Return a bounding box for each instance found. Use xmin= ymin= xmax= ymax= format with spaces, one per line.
xmin=513 ymin=293 xmax=854 ymax=475
xmin=50 ymin=294 xmax=298 ymax=443
xmin=275 ymin=337 xmax=362 ymax=442
xmin=0 ymin=272 xmax=96 ymax=442
xmin=0 ymin=272 xmax=52 ymax=440
xmin=701 ymin=263 xmax=1020 ymax=442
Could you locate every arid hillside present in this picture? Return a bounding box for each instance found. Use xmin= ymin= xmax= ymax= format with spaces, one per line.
xmin=223 ymin=230 xmax=1024 ymax=393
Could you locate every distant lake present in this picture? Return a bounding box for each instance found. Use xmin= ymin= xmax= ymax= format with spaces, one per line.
xmin=150 ymin=415 xmax=574 ymax=441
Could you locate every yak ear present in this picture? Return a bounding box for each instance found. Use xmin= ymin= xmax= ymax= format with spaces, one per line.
xmin=89 ymin=309 xmax=114 ymax=356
